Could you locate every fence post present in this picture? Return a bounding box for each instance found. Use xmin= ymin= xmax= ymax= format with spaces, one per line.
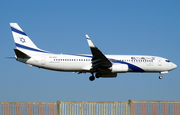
xmin=128 ymin=100 xmax=131 ymax=115
xmin=57 ymin=101 xmax=60 ymax=115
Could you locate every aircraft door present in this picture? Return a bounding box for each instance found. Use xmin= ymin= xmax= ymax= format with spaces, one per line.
xmin=41 ymin=56 xmax=46 ymax=65
xmin=158 ymin=59 xmax=162 ymax=66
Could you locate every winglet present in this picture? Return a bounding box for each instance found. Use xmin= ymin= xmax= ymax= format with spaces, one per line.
xmin=86 ymin=34 xmax=95 ymax=48
xmin=86 ymin=34 xmax=90 ymax=39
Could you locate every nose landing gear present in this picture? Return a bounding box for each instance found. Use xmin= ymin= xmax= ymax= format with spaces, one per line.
xmin=159 ymin=71 xmax=168 ymax=79
xmin=159 ymin=76 xmax=163 ymax=79
xmin=159 ymin=72 xmax=163 ymax=79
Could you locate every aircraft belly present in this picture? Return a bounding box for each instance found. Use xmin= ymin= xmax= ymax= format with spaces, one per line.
xmin=57 ymin=62 xmax=89 ymax=71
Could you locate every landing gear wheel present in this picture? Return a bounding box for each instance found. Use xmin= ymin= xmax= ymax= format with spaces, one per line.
xmin=89 ymin=76 xmax=95 ymax=81
xmin=159 ymin=76 xmax=163 ymax=79
xmin=95 ymin=73 xmax=101 ymax=78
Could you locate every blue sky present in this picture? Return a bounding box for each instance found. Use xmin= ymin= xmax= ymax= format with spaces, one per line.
xmin=1 ymin=1 xmax=180 ymax=102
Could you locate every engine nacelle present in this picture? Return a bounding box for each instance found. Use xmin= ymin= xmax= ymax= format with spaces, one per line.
xmin=111 ymin=64 xmax=128 ymax=73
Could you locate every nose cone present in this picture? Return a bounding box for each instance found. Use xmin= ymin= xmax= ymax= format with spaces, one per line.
xmin=171 ymin=63 xmax=177 ymax=70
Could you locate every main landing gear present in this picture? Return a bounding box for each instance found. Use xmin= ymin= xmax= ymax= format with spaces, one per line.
xmin=95 ymin=71 xmax=101 ymax=78
xmin=89 ymin=73 xmax=95 ymax=81
xmin=89 ymin=72 xmax=101 ymax=81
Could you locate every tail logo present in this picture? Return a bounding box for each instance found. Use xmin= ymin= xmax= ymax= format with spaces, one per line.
xmin=20 ymin=37 xmax=26 ymax=43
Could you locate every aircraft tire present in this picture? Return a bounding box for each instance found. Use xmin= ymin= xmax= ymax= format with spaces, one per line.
xmin=89 ymin=76 xmax=95 ymax=81
xmin=96 ymin=73 xmax=101 ymax=78
xmin=159 ymin=76 xmax=163 ymax=79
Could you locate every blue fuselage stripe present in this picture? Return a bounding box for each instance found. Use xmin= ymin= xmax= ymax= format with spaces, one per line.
xmin=111 ymin=60 xmax=145 ymax=72
xmin=69 ymin=54 xmax=145 ymax=72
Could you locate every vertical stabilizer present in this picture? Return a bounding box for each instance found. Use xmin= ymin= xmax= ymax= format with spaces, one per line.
xmin=10 ymin=23 xmax=49 ymax=54
xmin=10 ymin=23 xmax=38 ymax=49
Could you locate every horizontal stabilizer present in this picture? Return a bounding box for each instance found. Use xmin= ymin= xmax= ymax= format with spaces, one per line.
xmin=14 ymin=49 xmax=31 ymax=58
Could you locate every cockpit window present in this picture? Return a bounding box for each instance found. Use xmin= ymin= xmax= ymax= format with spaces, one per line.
xmin=165 ymin=60 xmax=170 ymax=62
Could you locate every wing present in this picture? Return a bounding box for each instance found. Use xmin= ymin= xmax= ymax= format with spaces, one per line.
xmin=86 ymin=34 xmax=112 ymax=69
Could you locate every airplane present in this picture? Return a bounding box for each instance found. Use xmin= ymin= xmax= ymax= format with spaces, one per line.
xmin=10 ymin=23 xmax=177 ymax=81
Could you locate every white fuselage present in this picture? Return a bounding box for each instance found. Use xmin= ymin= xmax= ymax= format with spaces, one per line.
xmin=17 ymin=53 xmax=177 ymax=73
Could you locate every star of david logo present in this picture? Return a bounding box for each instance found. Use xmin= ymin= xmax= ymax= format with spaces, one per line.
xmin=20 ymin=37 xmax=26 ymax=43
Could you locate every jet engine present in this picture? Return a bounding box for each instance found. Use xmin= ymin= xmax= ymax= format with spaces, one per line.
xmin=111 ymin=63 xmax=128 ymax=73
